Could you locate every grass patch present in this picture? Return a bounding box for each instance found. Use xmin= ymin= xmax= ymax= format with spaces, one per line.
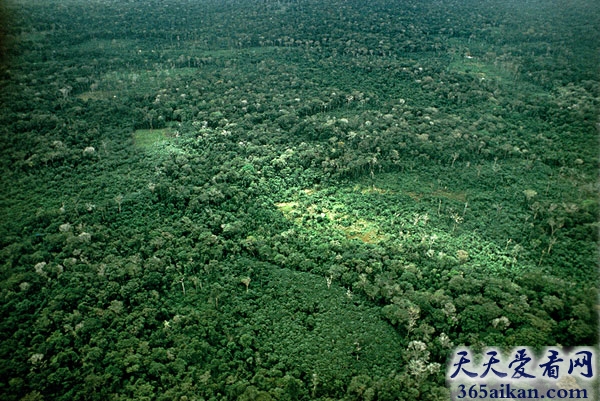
xmin=133 ymin=128 xmax=173 ymax=149
xmin=276 ymin=192 xmax=386 ymax=244
xmin=274 ymin=201 xmax=299 ymax=215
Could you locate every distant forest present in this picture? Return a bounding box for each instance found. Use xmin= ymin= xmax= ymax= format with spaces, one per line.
xmin=0 ymin=0 xmax=598 ymax=400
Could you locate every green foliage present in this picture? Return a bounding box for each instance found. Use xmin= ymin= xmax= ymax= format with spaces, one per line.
xmin=0 ymin=0 xmax=598 ymax=399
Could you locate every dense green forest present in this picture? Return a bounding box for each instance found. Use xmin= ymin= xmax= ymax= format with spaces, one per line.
xmin=0 ymin=0 xmax=598 ymax=399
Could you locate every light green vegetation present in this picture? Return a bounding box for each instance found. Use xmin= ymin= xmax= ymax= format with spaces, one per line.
xmin=133 ymin=128 xmax=172 ymax=149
